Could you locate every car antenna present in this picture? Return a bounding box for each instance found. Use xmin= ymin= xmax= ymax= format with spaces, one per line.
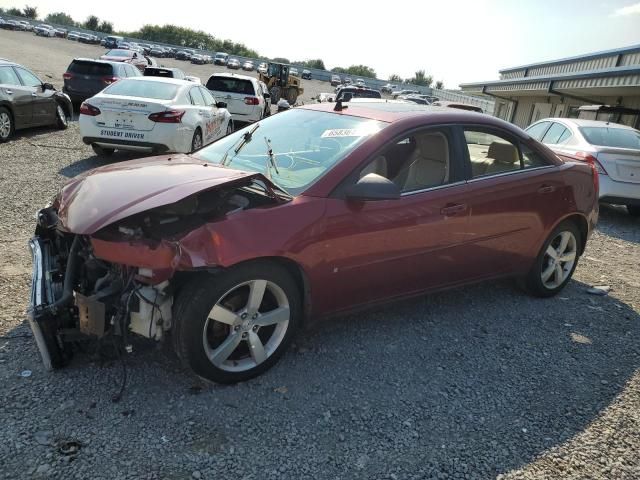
xmin=334 ymin=99 xmax=348 ymax=112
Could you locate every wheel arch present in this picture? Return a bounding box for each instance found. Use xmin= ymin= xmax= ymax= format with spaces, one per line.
xmin=551 ymin=213 xmax=589 ymax=256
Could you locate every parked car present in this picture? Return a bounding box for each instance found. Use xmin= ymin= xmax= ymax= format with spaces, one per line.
xmin=227 ymin=58 xmax=241 ymax=70
xmin=79 ymin=33 xmax=101 ymax=45
xmin=54 ymin=28 xmax=67 ymax=38
xmin=242 ymin=60 xmax=254 ymax=71
xmin=191 ymin=54 xmax=206 ymax=65
xmin=79 ymin=77 xmax=232 ymax=156
xmin=143 ymin=66 xmax=186 ymax=80
xmin=399 ymin=95 xmax=430 ymax=105
xmin=259 ymin=80 xmax=272 ymax=117
xmin=149 ymin=46 xmax=166 ymax=57
xmin=381 ymin=83 xmax=397 ymax=94
xmin=330 ymin=74 xmax=342 ymax=87
xmin=205 ymin=73 xmax=267 ymax=124
xmin=214 ymin=52 xmax=229 ymax=65
xmin=0 ymin=59 xmax=72 ymax=142
xmin=103 ymin=35 xmax=124 ymax=49
xmin=355 ymin=78 xmax=366 ymax=87
xmin=176 ymin=49 xmax=196 ymax=61
xmin=18 ymin=20 xmax=33 ymax=31
xmin=63 ymin=58 xmax=140 ymax=104
xmin=431 ymin=101 xmax=483 ymax=113
xmin=139 ymin=43 xmax=152 ymax=54
xmin=526 ymin=118 xmax=640 ymax=216
xmin=335 ymin=86 xmax=381 ymax=102
xmin=2 ymin=20 xmax=20 ymax=30
xmin=203 ymin=55 xmax=213 ymax=64
xmin=392 ymin=89 xmax=419 ymax=99
xmin=34 ymin=24 xmax=56 ymax=37
xmin=301 ymin=69 xmax=311 ymax=80
xmin=290 ymin=67 xmax=299 ymax=77
xmin=67 ymin=31 xmax=81 ymax=41
xmin=258 ymin=62 xmax=268 ymax=74
xmin=344 ymin=77 xmax=352 ymax=85
xmin=100 ymin=49 xmax=149 ymax=72
xmin=28 ymin=101 xmax=598 ymax=383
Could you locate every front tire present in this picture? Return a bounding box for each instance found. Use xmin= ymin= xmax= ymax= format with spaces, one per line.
xmin=191 ymin=128 xmax=203 ymax=152
xmin=91 ymin=144 xmax=115 ymax=156
xmin=521 ymin=221 xmax=581 ymax=298
xmin=627 ymin=205 xmax=640 ymax=217
xmin=172 ymin=261 xmax=301 ymax=384
xmin=55 ymin=103 xmax=68 ymax=129
xmin=0 ymin=107 xmax=14 ymax=142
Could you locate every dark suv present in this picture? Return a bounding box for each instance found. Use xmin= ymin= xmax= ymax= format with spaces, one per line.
xmin=62 ymin=58 xmax=141 ymax=104
xmin=0 ymin=60 xmax=72 ymax=142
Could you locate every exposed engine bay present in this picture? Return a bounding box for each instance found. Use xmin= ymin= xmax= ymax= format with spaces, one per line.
xmin=27 ymin=182 xmax=282 ymax=371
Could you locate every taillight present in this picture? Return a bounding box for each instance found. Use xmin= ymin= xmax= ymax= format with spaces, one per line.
xmin=148 ymin=110 xmax=185 ymax=123
xmin=575 ymin=151 xmax=607 ymax=175
xmin=62 ymin=72 xmax=73 ymax=80
xmin=79 ymin=102 xmax=101 ymax=116
xmin=244 ymin=97 xmax=260 ymax=105
xmin=102 ymin=76 xmax=119 ymax=85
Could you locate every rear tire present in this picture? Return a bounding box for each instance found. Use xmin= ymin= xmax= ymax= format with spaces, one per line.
xmin=92 ymin=144 xmax=115 ymax=156
xmin=0 ymin=107 xmax=14 ymax=142
xmin=172 ymin=261 xmax=301 ymax=384
xmin=521 ymin=221 xmax=581 ymax=298
xmin=287 ymin=88 xmax=298 ymax=105
xmin=627 ymin=205 xmax=640 ymax=217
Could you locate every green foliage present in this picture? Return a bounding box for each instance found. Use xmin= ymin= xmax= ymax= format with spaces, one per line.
xmin=84 ymin=15 xmax=99 ymax=30
xmin=121 ymin=24 xmax=259 ymax=57
xmin=6 ymin=7 xmax=23 ymax=16
xmin=44 ymin=12 xmax=76 ymax=26
xmin=409 ymin=69 xmax=433 ymax=87
xmin=97 ymin=21 xmax=113 ymax=33
xmin=388 ymin=74 xmax=403 ymax=82
xmin=435 ymin=80 xmax=444 ymax=90
xmin=331 ymin=67 xmax=347 ymax=74
xmin=330 ymin=65 xmax=376 ymax=78
xmin=293 ymin=59 xmax=325 ymax=70
xmin=22 ymin=5 xmax=37 ymax=19
xmin=271 ymin=57 xmax=290 ymax=64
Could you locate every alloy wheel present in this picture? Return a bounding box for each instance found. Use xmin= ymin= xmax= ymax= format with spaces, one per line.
xmin=192 ymin=131 xmax=202 ymax=151
xmin=202 ymin=279 xmax=290 ymax=373
xmin=56 ymin=105 xmax=67 ymax=126
xmin=0 ymin=112 xmax=11 ymax=139
xmin=541 ymin=231 xmax=577 ymax=289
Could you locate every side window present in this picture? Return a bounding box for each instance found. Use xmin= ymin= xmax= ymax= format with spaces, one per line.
xmin=200 ymin=88 xmax=216 ymax=106
xmin=556 ymin=128 xmax=572 ymax=145
xmin=119 ymin=65 xmax=129 ymax=78
xmin=464 ymin=129 xmax=521 ymax=178
xmin=0 ymin=67 xmax=21 ymax=86
xmin=14 ymin=67 xmax=42 ymax=87
xmin=128 ymin=65 xmax=141 ymax=77
xmin=359 ymin=129 xmax=452 ymax=193
xmin=525 ymin=121 xmax=551 ymax=140
xmin=190 ymin=87 xmax=206 ymax=106
xmin=541 ymin=123 xmax=569 ymax=144
xmin=521 ymin=144 xmax=552 ymax=169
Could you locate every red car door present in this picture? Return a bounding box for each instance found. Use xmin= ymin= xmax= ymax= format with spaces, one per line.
xmin=459 ymin=127 xmax=563 ymax=277
xmin=312 ymin=128 xmax=474 ymax=315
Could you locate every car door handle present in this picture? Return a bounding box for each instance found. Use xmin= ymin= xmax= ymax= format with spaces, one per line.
xmin=538 ymin=185 xmax=556 ymax=194
xmin=440 ymin=203 xmax=467 ymax=216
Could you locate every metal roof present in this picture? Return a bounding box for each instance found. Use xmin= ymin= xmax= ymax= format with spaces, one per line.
xmin=460 ymin=65 xmax=640 ymax=89
xmin=499 ymin=43 xmax=640 ymax=73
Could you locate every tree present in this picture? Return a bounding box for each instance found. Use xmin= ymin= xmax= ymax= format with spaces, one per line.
xmin=6 ymin=7 xmax=22 ymax=16
xmin=346 ymin=65 xmax=376 ymax=78
xmin=331 ymin=67 xmax=347 ymax=74
xmin=435 ymin=80 xmax=444 ymax=90
xmin=45 ymin=12 xmax=76 ymax=26
xmin=409 ymin=69 xmax=433 ymax=87
xmin=293 ymin=59 xmax=325 ymax=70
xmin=23 ymin=5 xmax=38 ymax=19
xmin=388 ymin=74 xmax=403 ymax=82
xmin=84 ymin=15 xmax=99 ymax=31
xmin=97 ymin=21 xmax=113 ymax=33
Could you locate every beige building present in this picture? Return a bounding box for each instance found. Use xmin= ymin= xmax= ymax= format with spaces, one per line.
xmin=460 ymin=44 xmax=640 ymax=129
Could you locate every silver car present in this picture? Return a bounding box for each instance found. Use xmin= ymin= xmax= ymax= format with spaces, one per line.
xmin=526 ymin=118 xmax=640 ymax=216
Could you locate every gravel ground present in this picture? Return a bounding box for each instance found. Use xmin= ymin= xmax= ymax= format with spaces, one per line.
xmin=1 ymin=29 xmax=639 ymax=480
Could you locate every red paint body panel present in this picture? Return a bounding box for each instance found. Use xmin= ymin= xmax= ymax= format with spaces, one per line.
xmin=55 ymin=105 xmax=598 ymax=319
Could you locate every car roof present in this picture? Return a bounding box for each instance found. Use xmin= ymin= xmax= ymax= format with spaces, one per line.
xmin=118 ymin=76 xmax=196 ymax=87
xmin=0 ymin=59 xmax=17 ymax=67
xmin=208 ymin=72 xmax=257 ymax=82
xmin=536 ymin=117 xmax=636 ymax=130
xmin=71 ymin=57 xmax=125 ymax=66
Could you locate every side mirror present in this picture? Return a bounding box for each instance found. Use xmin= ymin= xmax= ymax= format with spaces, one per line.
xmin=216 ymin=101 xmax=227 ymax=109
xmin=42 ymin=82 xmax=54 ymax=91
xmin=344 ymin=174 xmax=401 ymax=201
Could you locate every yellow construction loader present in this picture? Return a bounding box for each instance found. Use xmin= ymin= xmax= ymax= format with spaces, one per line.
xmin=258 ymin=63 xmax=304 ymax=105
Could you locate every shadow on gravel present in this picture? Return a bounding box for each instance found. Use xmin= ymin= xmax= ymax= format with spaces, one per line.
xmin=3 ymin=276 xmax=638 ymax=478
xmin=58 ymin=152 xmax=142 ymax=178
xmin=597 ymin=204 xmax=640 ymax=244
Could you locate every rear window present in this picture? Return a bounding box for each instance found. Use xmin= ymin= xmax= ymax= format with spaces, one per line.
xmin=68 ymin=61 xmax=113 ymax=76
xmin=580 ymin=127 xmax=640 ymax=149
xmin=206 ymin=77 xmax=255 ymax=95
xmin=104 ymin=80 xmax=179 ymax=100
xmin=337 ymin=89 xmax=381 ymax=101
xmin=105 ymin=50 xmax=131 ymax=57
xmin=144 ymin=68 xmax=174 ymax=78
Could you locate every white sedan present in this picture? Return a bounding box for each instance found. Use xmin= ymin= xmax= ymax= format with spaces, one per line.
xmin=79 ymin=77 xmax=233 ymax=156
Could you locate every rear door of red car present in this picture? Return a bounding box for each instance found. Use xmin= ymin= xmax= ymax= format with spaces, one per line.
xmin=457 ymin=126 xmax=563 ymax=276
xmin=316 ymin=127 xmax=474 ymax=313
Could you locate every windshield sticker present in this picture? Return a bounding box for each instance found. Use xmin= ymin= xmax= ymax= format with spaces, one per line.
xmin=321 ymin=129 xmax=369 ymax=138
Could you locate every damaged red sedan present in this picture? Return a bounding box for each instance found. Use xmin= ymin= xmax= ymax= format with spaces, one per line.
xmin=28 ymin=102 xmax=598 ymax=383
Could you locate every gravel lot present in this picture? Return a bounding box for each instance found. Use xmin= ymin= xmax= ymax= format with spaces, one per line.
xmin=1 ymin=29 xmax=639 ymax=480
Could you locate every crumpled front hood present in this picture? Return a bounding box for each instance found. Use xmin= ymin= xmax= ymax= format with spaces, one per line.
xmin=56 ymin=154 xmax=263 ymax=234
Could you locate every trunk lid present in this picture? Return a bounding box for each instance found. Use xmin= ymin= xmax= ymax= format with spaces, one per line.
xmin=595 ymin=148 xmax=640 ymax=183
xmin=205 ymin=76 xmax=257 ymax=116
xmin=56 ymin=155 xmax=268 ymax=234
xmin=87 ymin=95 xmax=171 ymax=132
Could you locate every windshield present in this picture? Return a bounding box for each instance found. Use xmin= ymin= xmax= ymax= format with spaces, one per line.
xmin=580 ymin=126 xmax=640 ymax=149
xmin=104 ymin=80 xmax=178 ymax=100
xmin=195 ymin=109 xmax=386 ymax=195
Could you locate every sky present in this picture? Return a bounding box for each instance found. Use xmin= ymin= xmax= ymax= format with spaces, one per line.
xmin=1 ymin=0 xmax=640 ymax=87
